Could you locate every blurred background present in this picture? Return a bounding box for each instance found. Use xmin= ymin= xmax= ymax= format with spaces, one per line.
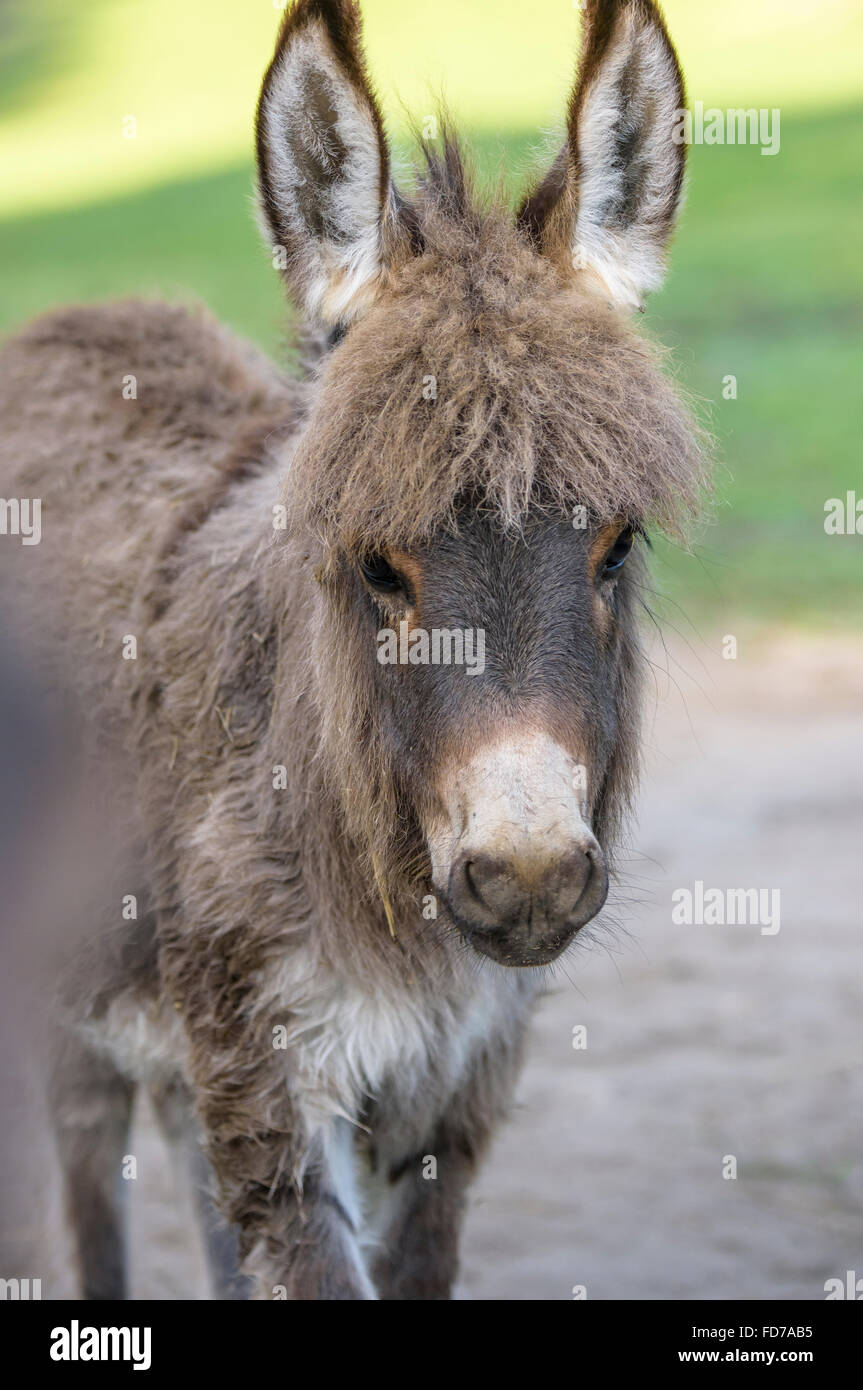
xmin=1 ymin=0 xmax=861 ymax=1301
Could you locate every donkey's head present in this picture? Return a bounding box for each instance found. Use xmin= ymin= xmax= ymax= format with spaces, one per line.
xmin=258 ymin=0 xmax=704 ymax=967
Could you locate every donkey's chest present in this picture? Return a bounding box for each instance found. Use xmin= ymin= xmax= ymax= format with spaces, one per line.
xmin=273 ymin=959 xmax=525 ymax=1128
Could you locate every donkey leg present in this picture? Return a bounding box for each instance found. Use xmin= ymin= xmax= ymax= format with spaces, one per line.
xmin=148 ymin=1074 xmax=252 ymax=1301
xmin=49 ymin=1030 xmax=136 ymax=1300
xmin=369 ymin=1132 xmax=475 ymax=1300
xmin=202 ymin=1115 xmax=377 ymax=1300
xmin=188 ymin=1147 xmax=254 ymax=1302
xmin=370 ymin=1032 xmax=528 ymax=1300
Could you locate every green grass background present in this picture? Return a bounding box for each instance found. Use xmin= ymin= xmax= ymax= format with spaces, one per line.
xmin=1 ymin=0 xmax=861 ymax=629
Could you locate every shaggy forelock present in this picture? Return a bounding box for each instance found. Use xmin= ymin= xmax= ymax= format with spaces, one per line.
xmin=284 ymin=134 xmax=707 ymax=558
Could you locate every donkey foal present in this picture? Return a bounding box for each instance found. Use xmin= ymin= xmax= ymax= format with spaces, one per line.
xmin=0 ymin=0 xmax=704 ymax=1299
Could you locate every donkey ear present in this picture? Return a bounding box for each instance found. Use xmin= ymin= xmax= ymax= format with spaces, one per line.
xmin=517 ymin=0 xmax=686 ymax=311
xmin=256 ymin=0 xmax=405 ymax=327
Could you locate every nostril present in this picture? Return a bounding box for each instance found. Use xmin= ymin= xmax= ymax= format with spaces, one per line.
xmin=463 ymin=859 xmax=481 ymax=904
xmin=536 ymin=843 xmax=608 ymax=927
xmin=447 ymin=843 xmax=608 ymax=938
xmin=450 ymin=852 xmax=525 ymax=928
xmin=573 ymin=844 xmax=609 ymax=919
xmin=547 ymin=850 xmax=589 ymax=912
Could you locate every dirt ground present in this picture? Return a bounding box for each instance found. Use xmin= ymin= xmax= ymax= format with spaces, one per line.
xmin=3 ymin=632 xmax=862 ymax=1300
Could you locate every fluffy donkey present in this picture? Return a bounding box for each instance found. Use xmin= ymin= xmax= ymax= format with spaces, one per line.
xmin=0 ymin=0 xmax=704 ymax=1299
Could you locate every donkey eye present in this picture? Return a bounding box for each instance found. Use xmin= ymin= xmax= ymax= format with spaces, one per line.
xmin=601 ymin=525 xmax=635 ymax=577
xmin=358 ymin=554 xmax=402 ymax=593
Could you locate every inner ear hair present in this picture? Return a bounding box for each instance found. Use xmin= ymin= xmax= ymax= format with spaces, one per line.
xmin=255 ymin=0 xmax=412 ymax=327
xmin=516 ymin=0 xmax=686 ymax=311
